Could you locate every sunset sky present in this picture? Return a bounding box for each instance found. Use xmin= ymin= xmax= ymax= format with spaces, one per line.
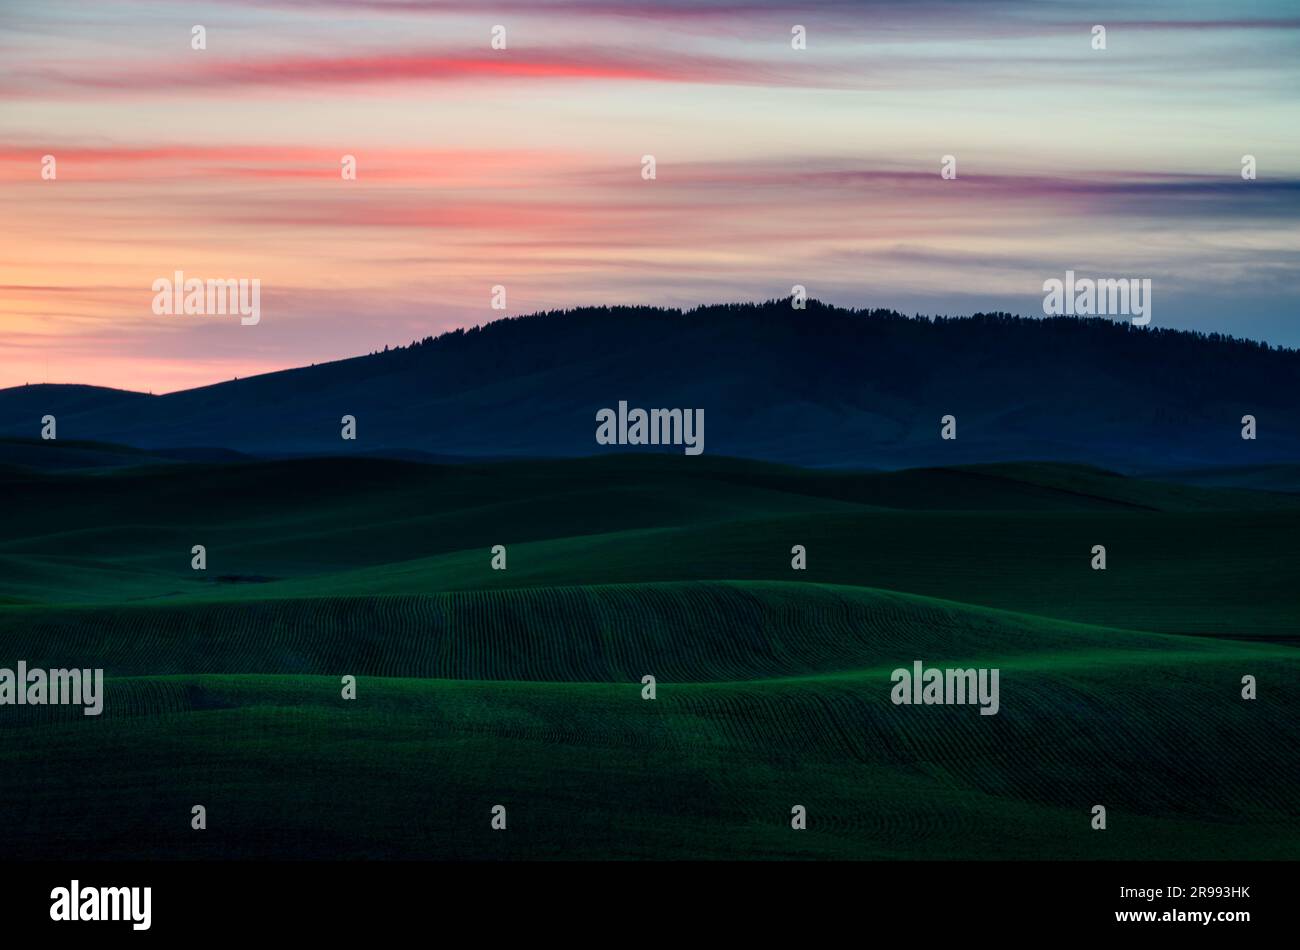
xmin=2 ymin=0 xmax=1298 ymax=393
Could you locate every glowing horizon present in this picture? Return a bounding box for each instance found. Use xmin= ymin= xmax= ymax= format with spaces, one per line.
xmin=2 ymin=0 xmax=1298 ymax=393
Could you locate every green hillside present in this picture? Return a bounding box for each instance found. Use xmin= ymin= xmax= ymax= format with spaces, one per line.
xmin=0 ymin=453 xmax=1296 ymax=859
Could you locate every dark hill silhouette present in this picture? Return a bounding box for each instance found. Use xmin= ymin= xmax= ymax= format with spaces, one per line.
xmin=1 ymin=300 xmax=1297 ymax=469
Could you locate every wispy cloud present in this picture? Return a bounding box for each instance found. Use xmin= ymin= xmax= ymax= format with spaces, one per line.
xmin=2 ymin=0 xmax=1298 ymax=391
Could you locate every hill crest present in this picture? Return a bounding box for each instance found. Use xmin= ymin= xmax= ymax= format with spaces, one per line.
xmin=2 ymin=300 xmax=1297 ymax=469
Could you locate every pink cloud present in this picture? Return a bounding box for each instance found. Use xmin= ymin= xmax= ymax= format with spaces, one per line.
xmin=10 ymin=48 xmax=822 ymax=98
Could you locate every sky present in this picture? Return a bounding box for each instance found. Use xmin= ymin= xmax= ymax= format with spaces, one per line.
xmin=1 ymin=0 xmax=1298 ymax=393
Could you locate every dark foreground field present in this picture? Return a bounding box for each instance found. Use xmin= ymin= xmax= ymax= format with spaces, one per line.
xmin=0 ymin=443 xmax=1296 ymax=859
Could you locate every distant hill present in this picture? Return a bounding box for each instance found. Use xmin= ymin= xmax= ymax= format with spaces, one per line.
xmin=0 ymin=383 xmax=149 ymax=419
xmin=2 ymin=301 xmax=1297 ymax=469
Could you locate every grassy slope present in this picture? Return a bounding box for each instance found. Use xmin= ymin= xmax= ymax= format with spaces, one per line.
xmin=0 ymin=451 xmax=1296 ymax=859
xmin=1 ymin=454 xmax=1296 ymax=635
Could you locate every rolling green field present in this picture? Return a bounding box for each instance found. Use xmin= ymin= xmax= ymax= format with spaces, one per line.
xmin=0 ymin=443 xmax=1296 ymax=859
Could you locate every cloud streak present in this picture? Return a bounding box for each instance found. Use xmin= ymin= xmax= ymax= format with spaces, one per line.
xmin=8 ymin=48 xmax=837 ymax=98
xmin=2 ymin=0 xmax=1298 ymax=391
